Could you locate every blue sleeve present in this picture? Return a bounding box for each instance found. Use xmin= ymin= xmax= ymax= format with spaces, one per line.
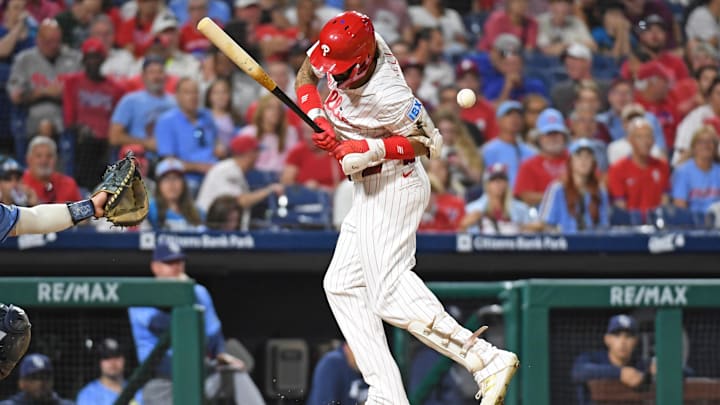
xmin=148 ymin=200 xmax=159 ymax=230
xmin=111 ymin=95 xmax=133 ymax=127
xmin=646 ymin=113 xmax=667 ymax=151
xmin=672 ymin=166 xmax=690 ymax=201
xmin=571 ymin=352 xmax=621 ymax=383
xmin=209 ymin=1 xmax=230 ymax=24
xmin=599 ymin=189 xmax=610 ymax=227
xmin=0 ymin=204 xmax=19 ymax=243
xmin=306 ymin=357 xmax=343 ymax=405
xmin=592 ymin=28 xmax=613 ymax=49
xmin=148 ymin=310 xmax=171 ymax=336
xmin=155 ymin=113 xmax=176 ymax=158
xmin=76 ymin=384 xmax=95 ymax=405
xmin=194 ymin=285 xmax=225 ymax=354
xmin=539 ymin=183 xmax=563 ymax=227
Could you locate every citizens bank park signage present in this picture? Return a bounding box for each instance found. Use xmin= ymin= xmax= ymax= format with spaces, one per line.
xmin=139 ymin=232 xmax=255 ymax=250
xmin=456 ymin=234 xmax=569 ymax=252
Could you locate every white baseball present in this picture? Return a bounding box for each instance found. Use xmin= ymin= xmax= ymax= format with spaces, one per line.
xmin=456 ymin=88 xmax=477 ymax=108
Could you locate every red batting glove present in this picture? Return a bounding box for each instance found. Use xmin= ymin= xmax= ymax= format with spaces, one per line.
xmin=312 ymin=117 xmax=340 ymax=152
xmin=332 ymin=139 xmax=369 ymax=161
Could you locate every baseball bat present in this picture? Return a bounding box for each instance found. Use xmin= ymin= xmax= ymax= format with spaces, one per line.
xmin=196 ymin=17 xmax=322 ymax=133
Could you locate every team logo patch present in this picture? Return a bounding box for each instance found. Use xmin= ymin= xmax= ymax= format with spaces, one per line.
xmin=406 ymin=99 xmax=422 ymax=121
xmin=321 ymin=44 xmax=331 ymax=56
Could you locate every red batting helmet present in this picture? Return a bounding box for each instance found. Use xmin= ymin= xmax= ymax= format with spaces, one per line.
xmin=309 ymin=11 xmax=376 ymax=89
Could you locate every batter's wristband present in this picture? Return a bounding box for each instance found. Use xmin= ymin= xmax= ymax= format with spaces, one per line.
xmin=383 ymin=136 xmax=415 ymax=160
xmin=297 ymin=84 xmax=323 ymax=116
xmin=67 ymin=199 xmax=95 ymax=224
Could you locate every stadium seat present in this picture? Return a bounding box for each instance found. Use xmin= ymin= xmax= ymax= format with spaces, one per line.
xmin=268 ymin=186 xmax=332 ymax=230
xmin=244 ymin=170 xmax=279 ymax=191
xmin=648 ymin=206 xmax=695 ymax=229
xmin=609 ymin=207 xmax=646 ymax=227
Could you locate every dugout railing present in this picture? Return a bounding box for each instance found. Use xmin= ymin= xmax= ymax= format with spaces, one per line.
xmin=394 ymin=279 xmax=720 ymax=405
xmin=0 ymin=277 xmax=204 ymax=405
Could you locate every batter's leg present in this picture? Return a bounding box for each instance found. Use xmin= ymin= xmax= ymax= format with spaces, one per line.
xmin=324 ymin=213 xmax=410 ymax=405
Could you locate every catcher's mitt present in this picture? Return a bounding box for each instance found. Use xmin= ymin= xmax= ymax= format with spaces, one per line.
xmin=93 ymin=151 xmax=149 ymax=227
xmin=0 ymin=304 xmax=31 ymax=380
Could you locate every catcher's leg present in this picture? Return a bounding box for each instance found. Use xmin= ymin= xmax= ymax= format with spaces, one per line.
xmin=357 ymin=166 xmax=519 ymax=404
xmin=324 ymin=217 xmax=410 ymax=405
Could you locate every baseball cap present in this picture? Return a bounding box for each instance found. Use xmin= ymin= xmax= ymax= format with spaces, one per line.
xmin=234 ymin=0 xmax=259 ymax=7
xmin=0 ymin=156 xmax=23 ymax=178
xmin=496 ymin=100 xmax=523 ymax=118
xmin=155 ymin=158 xmax=185 ymax=178
xmin=230 ymin=135 xmax=260 ymax=155
xmin=569 ymin=138 xmax=595 ymax=154
xmin=493 ymin=33 xmax=521 ymax=54
xmin=484 ymin=163 xmax=509 ymax=182
xmin=456 ymin=59 xmax=479 ymax=77
xmin=536 ymin=108 xmax=569 ymax=135
xmin=19 ymin=354 xmax=53 ymax=378
xmin=97 ymin=338 xmax=123 ymax=359
xmin=153 ymin=240 xmax=186 ymax=262
xmin=637 ymin=61 xmax=671 ymax=81
xmin=637 ymin=14 xmax=665 ymax=32
xmin=152 ymin=12 xmax=178 ymax=35
xmin=607 ymin=314 xmax=639 ymax=335
xmin=563 ymin=43 xmax=592 ymax=62
xmin=81 ymin=37 xmax=107 ymax=57
xmin=621 ymin=103 xmax=647 ymax=121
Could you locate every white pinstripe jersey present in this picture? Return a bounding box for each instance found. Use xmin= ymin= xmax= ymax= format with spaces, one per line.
xmin=309 ymin=33 xmax=436 ymax=142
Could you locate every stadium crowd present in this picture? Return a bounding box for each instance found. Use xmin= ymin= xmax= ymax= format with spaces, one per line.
xmin=1 ymin=0 xmax=720 ymax=234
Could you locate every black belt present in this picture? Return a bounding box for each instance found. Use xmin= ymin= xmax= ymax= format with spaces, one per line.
xmin=349 ymin=158 xmax=415 ymax=180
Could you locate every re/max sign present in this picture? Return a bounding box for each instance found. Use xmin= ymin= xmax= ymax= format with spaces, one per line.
xmin=38 ymin=282 xmax=120 ymax=303
xmin=610 ymin=285 xmax=688 ymax=306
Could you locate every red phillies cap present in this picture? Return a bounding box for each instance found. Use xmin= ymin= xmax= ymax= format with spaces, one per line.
xmin=637 ymin=61 xmax=671 ymax=81
xmin=230 ymin=135 xmax=260 ymax=155
xmin=81 ymin=37 xmax=107 ymax=57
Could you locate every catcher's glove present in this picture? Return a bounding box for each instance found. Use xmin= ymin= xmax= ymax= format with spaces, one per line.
xmin=93 ymin=151 xmax=149 ymax=227
xmin=0 ymin=304 xmax=31 ymax=380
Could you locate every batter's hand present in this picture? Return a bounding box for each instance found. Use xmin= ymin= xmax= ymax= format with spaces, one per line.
xmin=312 ymin=117 xmax=340 ymax=152
xmin=332 ymin=139 xmax=369 ymax=160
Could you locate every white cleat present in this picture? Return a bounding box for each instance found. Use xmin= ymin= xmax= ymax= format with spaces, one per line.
xmin=474 ymin=350 xmax=519 ymax=405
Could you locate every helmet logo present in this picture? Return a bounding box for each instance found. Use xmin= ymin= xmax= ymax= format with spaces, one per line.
xmin=321 ymin=44 xmax=331 ymax=56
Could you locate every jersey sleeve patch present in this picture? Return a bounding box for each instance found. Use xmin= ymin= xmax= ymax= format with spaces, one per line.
xmin=406 ymin=98 xmax=423 ymax=122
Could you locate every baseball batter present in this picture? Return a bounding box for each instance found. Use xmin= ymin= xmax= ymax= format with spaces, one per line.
xmin=295 ymin=11 xmax=518 ymax=405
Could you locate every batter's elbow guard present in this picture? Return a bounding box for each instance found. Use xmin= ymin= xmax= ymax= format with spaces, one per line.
xmin=0 ymin=304 xmax=32 ymax=380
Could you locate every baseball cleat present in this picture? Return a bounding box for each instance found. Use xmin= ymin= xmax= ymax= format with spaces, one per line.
xmin=474 ymin=350 xmax=519 ymax=404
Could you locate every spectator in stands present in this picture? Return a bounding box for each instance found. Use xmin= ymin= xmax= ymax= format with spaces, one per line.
xmin=622 ymin=0 xmax=679 ymax=50
xmin=232 ymin=0 xmax=262 ymax=41
xmin=130 ymin=12 xmax=200 ymax=80
xmin=146 ymin=158 xmax=205 ymax=231
xmin=0 ymin=0 xmax=37 ymax=63
xmin=156 ymin=77 xmax=218 ymax=194
xmin=236 ymin=94 xmax=299 ymax=173
xmin=461 ymin=163 xmax=531 ymax=235
xmin=515 ymin=108 xmax=569 ymax=206
xmin=129 ymin=241 xmax=265 ymax=405
xmin=205 ymin=78 xmax=239 ymax=155
xmin=607 ymin=117 xmax=669 ymax=212
xmin=686 ymin=41 xmax=720 ymax=75
xmin=62 ymin=37 xmax=124 ymax=189
xmin=54 ymin=0 xmax=100 ymax=48
xmin=672 ymin=125 xmax=720 ymax=214
xmin=21 ymin=137 xmax=82 ymax=204
xmin=76 ymin=338 xmax=141 ymax=405
xmin=408 ymin=0 xmax=467 ymax=56
xmin=171 ymin=0 xmax=229 ymax=26
xmin=621 ymin=14 xmax=688 ymax=82
xmin=434 ymin=86 xmax=485 ymax=145
xmin=685 ymin=0 xmax=720 ymax=47
xmin=109 ymin=55 xmax=175 ymax=152
xmin=419 ymin=159 xmax=466 ymax=232
xmin=178 ymin=0 xmax=212 ymax=57
xmin=206 ymin=195 xmax=243 ymax=230
xmin=671 ymin=63 xmax=719 ymax=120
xmin=571 ymin=314 xmax=647 ymax=405
xmin=535 ymin=138 xmax=610 ymax=233
xmin=90 ymin=16 xmax=134 ymax=80
xmin=284 ymin=0 xmax=338 ymax=40
xmin=598 ymin=79 xmax=667 ymax=151
xmin=0 ymin=353 xmax=73 ymax=405
xmin=607 ymin=103 xmax=667 ymax=165
xmin=411 ymin=27 xmax=454 ymax=107
xmin=522 ymin=93 xmax=548 ymax=141
xmin=568 ymin=104 xmax=610 ymax=172
xmin=306 ymin=341 xmax=368 ymax=405
xmin=478 ymin=0 xmax=537 ymax=52
xmin=24 ymin=0 xmax=61 ymax=23
xmin=7 ymin=19 xmax=81 ymax=144
xmin=280 ymin=129 xmax=343 ymax=192
xmin=634 ymin=61 xmax=681 ymax=149
xmin=0 ymin=156 xmax=37 ymax=206
xmin=401 ymin=59 xmax=429 ymax=109
xmin=537 ymin=0 xmax=595 ymax=56
xmin=481 ymin=34 xmax=548 ymax=103
xmin=115 ymin=0 xmax=161 ymax=57
xmin=200 ymin=46 xmax=261 ymax=119
xmin=674 ymin=77 xmax=720 ymax=166
xmin=255 ymin=6 xmax=300 ymax=63
xmin=551 ymin=43 xmax=611 ymax=117
xmin=591 ymin=1 xmax=632 ymax=59
xmin=455 ymin=59 xmax=497 ymax=142
xmin=196 ymin=135 xmax=284 ymax=230
xmin=344 ymin=0 xmax=413 ymax=45
xmin=434 ymin=109 xmax=483 ymax=190
xmin=482 ymin=100 xmax=536 ymax=187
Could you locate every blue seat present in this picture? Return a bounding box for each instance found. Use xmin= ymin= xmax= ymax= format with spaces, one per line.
xmin=648 ymin=206 xmax=695 ymax=229
xmin=609 ymin=207 xmax=646 ymax=226
xmin=268 ymin=186 xmax=332 ymax=230
xmin=244 ymin=170 xmax=279 ymax=191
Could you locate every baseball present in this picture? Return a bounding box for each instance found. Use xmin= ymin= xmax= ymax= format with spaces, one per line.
xmin=457 ymin=88 xmax=477 ymax=108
